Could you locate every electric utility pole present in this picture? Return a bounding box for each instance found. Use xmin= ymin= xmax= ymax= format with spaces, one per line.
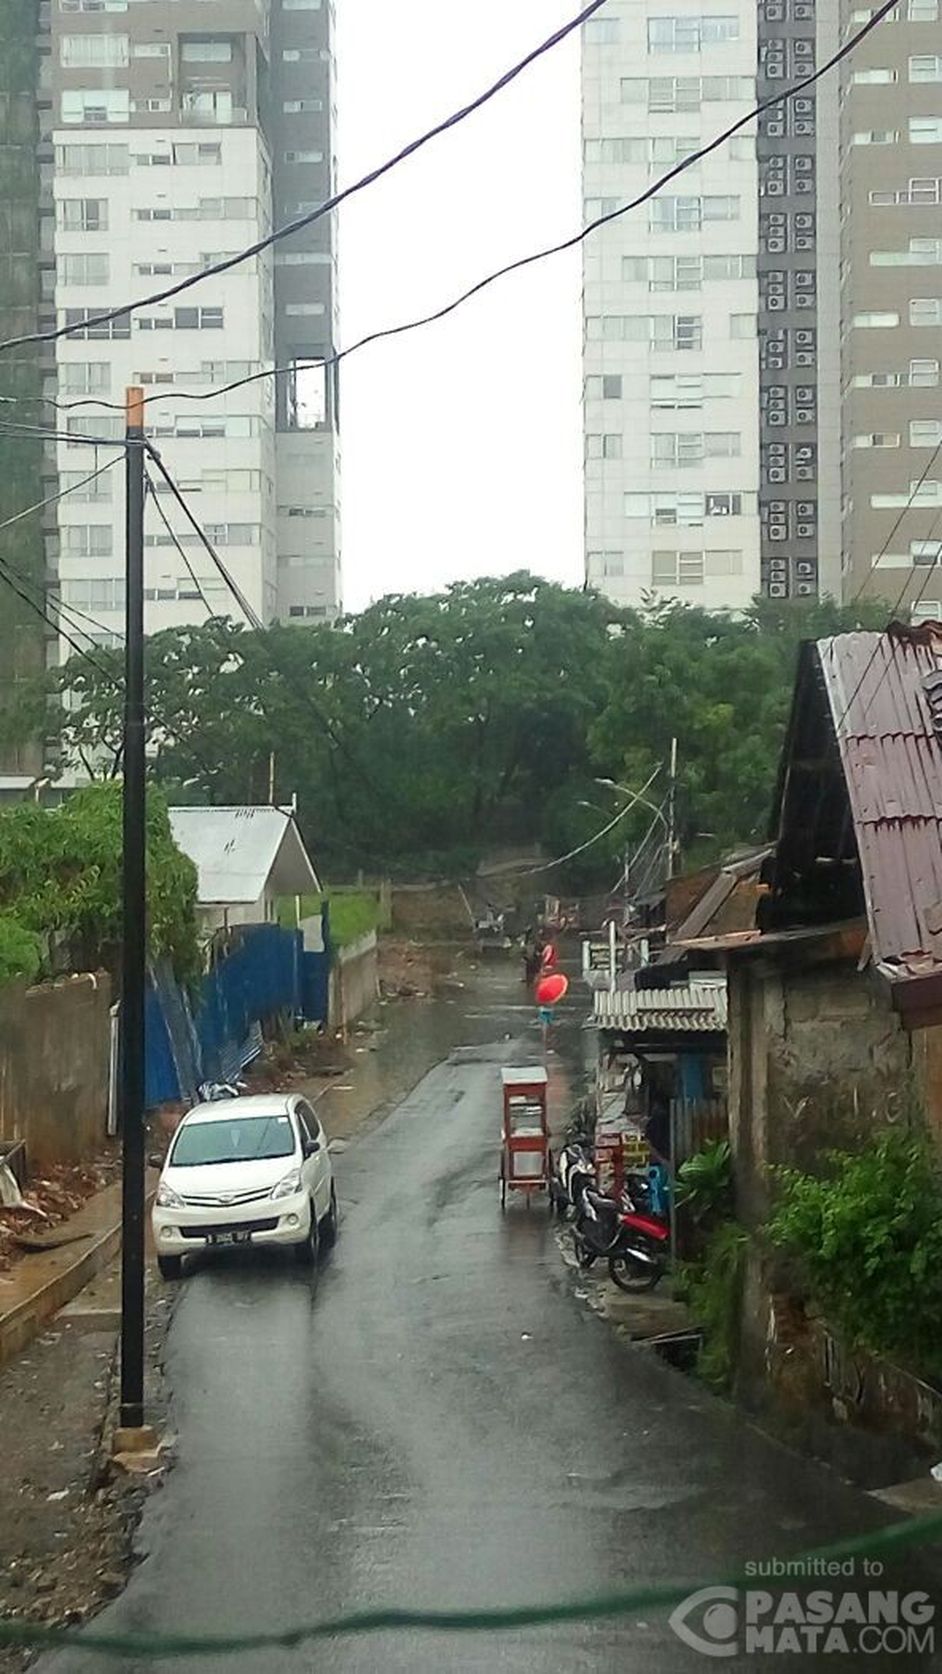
xmin=120 ymin=387 xmax=146 ymax=1433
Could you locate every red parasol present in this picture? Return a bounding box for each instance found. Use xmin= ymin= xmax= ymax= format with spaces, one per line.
xmin=535 ymin=972 xmax=569 ymax=1006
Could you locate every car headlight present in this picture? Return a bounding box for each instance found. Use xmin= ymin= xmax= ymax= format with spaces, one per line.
xmin=156 ymin=1181 xmax=184 ymax=1209
xmin=271 ymin=1168 xmax=304 ymax=1201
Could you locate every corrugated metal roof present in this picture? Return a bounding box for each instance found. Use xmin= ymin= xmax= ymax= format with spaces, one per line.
xmin=169 ymin=806 xmax=320 ymax=906
xmin=593 ymin=982 xmax=728 ymax=1033
xmin=818 ymin=626 xmax=942 ymax=978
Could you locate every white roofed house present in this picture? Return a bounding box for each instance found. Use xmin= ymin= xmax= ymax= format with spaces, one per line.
xmin=169 ymin=806 xmax=320 ymax=937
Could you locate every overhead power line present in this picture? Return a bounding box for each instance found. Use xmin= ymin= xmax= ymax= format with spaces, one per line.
xmin=143 ymin=469 xmax=216 ymax=619
xmin=0 ymin=0 xmax=610 ymax=357
xmin=0 ymin=0 xmax=896 ymax=418
xmin=143 ymin=446 xmax=264 ymax=630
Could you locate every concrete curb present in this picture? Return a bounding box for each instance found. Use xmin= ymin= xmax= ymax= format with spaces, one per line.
xmin=0 ymin=1179 xmax=156 ymax=1370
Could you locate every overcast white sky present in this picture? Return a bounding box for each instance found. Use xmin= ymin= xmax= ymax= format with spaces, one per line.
xmin=334 ymin=0 xmax=584 ymax=611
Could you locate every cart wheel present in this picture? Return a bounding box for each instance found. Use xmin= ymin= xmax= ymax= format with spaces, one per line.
xmin=499 ymin=1158 xmax=507 ymax=1211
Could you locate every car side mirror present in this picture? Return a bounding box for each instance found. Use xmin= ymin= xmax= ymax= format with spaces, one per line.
xmin=303 ymin=1138 xmax=321 ymax=1157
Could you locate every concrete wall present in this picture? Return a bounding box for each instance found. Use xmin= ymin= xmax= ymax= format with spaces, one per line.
xmin=0 ymin=973 xmax=111 ymax=1169
xmin=728 ymin=953 xmax=942 ymax=1448
xmin=729 ymin=957 xmax=914 ymax=1229
xmin=329 ymin=931 xmax=378 ymax=1034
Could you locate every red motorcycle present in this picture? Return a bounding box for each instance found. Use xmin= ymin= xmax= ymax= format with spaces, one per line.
xmin=572 ymin=1185 xmax=670 ymax=1293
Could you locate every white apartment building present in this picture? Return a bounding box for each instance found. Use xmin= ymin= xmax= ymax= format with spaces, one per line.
xmin=45 ymin=0 xmax=340 ymax=654
xmin=582 ymin=4 xmax=762 ymax=610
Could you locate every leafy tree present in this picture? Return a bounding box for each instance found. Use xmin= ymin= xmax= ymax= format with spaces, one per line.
xmin=16 ymin=579 xmax=894 ymax=882
xmin=0 ymin=782 xmax=199 ymax=983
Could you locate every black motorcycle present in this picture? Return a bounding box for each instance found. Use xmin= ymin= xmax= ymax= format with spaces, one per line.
xmin=572 ymin=1186 xmax=670 ymax=1293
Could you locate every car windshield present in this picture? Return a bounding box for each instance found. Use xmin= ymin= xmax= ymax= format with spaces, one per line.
xmin=170 ymin=1114 xmax=296 ymax=1168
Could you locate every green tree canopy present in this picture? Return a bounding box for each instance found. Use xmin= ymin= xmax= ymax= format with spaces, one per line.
xmin=0 ymin=782 xmax=199 ymax=983
xmin=16 ymin=577 xmax=893 ymax=884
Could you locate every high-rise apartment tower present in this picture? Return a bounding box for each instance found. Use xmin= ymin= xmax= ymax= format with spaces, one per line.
xmin=43 ymin=0 xmax=340 ymax=650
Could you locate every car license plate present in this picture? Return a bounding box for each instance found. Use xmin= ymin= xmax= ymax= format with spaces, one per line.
xmin=209 ymin=1230 xmax=251 ymax=1247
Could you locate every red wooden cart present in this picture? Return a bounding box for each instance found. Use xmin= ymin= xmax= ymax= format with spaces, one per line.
xmin=499 ymin=1066 xmax=552 ymax=1209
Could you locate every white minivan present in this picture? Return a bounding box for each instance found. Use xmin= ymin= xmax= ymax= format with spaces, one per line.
xmin=152 ymin=1094 xmax=336 ymax=1279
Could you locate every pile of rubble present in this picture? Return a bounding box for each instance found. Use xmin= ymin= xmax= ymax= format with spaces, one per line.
xmin=0 ymin=1154 xmax=119 ymax=1273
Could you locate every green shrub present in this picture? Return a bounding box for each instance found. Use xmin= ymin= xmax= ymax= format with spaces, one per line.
xmin=0 ymin=914 xmax=41 ymax=987
xmin=677 ymin=1139 xmax=733 ymax=1226
xmin=766 ymin=1130 xmax=942 ymax=1374
xmin=678 ymin=1219 xmax=748 ymax=1391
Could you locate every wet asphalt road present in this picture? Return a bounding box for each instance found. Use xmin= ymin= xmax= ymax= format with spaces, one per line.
xmin=43 ymin=995 xmax=938 ymax=1673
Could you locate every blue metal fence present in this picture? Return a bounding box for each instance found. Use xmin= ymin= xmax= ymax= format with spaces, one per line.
xmin=144 ymin=922 xmax=330 ymax=1109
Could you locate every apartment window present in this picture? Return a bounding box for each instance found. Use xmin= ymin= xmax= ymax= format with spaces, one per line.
xmin=649 ymin=372 xmax=740 ymax=408
xmin=911 ymin=358 xmax=941 ymax=385
xmin=705 ymin=254 xmax=754 ymax=281
xmin=283 ymin=100 xmax=323 ymax=113
xmin=172 ymin=143 xmax=222 ymax=165
xmin=283 ymin=150 xmax=324 ymax=164
xmin=705 ymin=550 xmax=743 ymax=577
xmin=587 ymin=138 xmax=646 ymax=166
xmin=650 ymin=195 xmax=739 ymax=232
xmin=910 ymin=55 xmax=942 ymax=81
xmin=58 ymin=198 xmax=108 ymax=232
xmin=647 ymin=16 xmax=738 ymax=51
xmin=61 ymin=524 xmax=113 ymax=558
xmin=652 ymin=432 xmax=741 ymax=466
xmin=64 ymin=307 xmax=130 ymax=340
xmin=66 ymin=415 xmax=123 ymax=444
xmin=181 ymin=39 xmax=232 ymax=60
xmin=911 ymin=420 xmax=942 ymax=446
xmin=910 ymin=118 xmax=942 ymax=144
xmin=853 ymin=311 xmax=899 ymax=327
xmin=60 ymin=0 xmax=127 ymax=9
xmin=912 ymin=543 xmax=942 ymax=567
xmin=627 ymin=73 xmax=753 ymax=110
xmin=132 ymin=41 xmax=170 ymax=57
xmin=651 ymin=551 xmax=705 ymax=586
xmin=852 ymin=371 xmax=903 ymax=386
xmin=872 ymin=238 xmax=942 ymax=266
xmin=203 ymin=524 xmax=260 ymax=545
xmin=148 ymin=307 xmax=226 ymax=330
xmin=285 ymin=303 xmax=325 ymax=316
xmin=585 ymin=17 xmax=619 ymax=41
xmin=585 ymin=375 xmax=623 ymax=400
xmin=909 ymin=0 xmax=940 ymax=16
xmin=872 ymin=481 xmax=942 ymax=508
xmin=588 ymin=553 xmax=624 ymax=578
xmin=852 ymin=433 xmax=901 ymax=447
xmin=283 ymin=0 xmax=323 ymax=7
xmin=60 ymin=253 xmax=109 ymax=286
xmin=59 ymin=362 xmax=110 ymax=396
xmin=62 ymin=577 xmax=125 ymax=611
xmin=56 ymin=144 xmax=128 ymax=176
xmin=60 ymin=468 xmax=112 ymax=502
xmin=274 ymin=252 xmax=328 ymax=266
xmin=853 ymin=68 xmax=897 ymax=84
xmin=135 ymin=261 xmax=200 ymax=277
xmin=60 ymin=32 xmax=128 ymax=64
xmin=61 ymin=88 xmax=129 ymax=124
xmin=587 ymin=433 xmax=623 ymax=459
xmin=853 ymin=131 xmax=899 ymax=145
xmin=910 ymin=297 xmax=942 ymax=325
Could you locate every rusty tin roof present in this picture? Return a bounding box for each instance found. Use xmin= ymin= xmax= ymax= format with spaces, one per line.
xmin=818 ymin=624 xmax=942 ymax=985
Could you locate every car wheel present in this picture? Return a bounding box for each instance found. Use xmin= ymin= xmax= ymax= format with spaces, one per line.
xmin=157 ymin=1255 xmax=183 ymax=1281
xmin=293 ymin=1204 xmax=319 ymax=1266
xmin=320 ymin=1184 xmax=338 ymax=1249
